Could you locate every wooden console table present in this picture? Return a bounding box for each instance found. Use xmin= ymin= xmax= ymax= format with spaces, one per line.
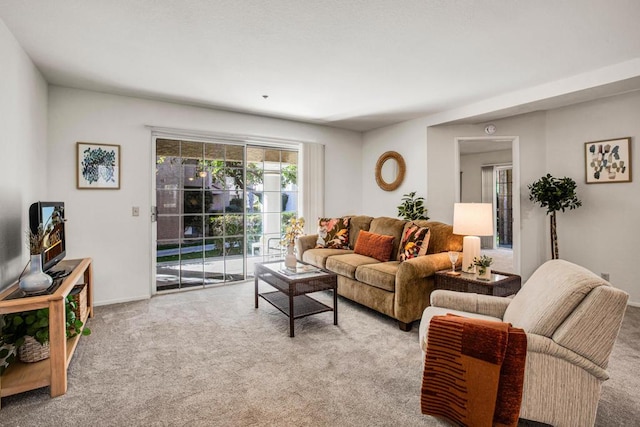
xmin=0 ymin=258 xmax=93 ymax=407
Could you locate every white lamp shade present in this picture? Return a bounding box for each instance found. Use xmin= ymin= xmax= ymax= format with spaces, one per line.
xmin=453 ymin=203 xmax=494 ymax=273
xmin=453 ymin=203 xmax=494 ymax=236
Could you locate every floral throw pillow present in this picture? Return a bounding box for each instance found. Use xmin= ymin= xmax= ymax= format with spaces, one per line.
xmin=398 ymin=224 xmax=430 ymax=261
xmin=316 ymin=217 xmax=350 ymax=249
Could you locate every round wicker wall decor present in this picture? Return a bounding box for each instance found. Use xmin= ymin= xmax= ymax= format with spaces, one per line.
xmin=375 ymin=151 xmax=406 ymax=191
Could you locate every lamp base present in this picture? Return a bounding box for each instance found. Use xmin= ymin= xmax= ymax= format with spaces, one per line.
xmin=461 ymin=236 xmax=481 ymax=274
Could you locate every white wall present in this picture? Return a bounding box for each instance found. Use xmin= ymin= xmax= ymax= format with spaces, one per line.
xmin=47 ymin=87 xmax=362 ymax=305
xmin=545 ymin=91 xmax=640 ymax=304
xmin=427 ymin=113 xmax=548 ymax=283
xmin=460 ymin=149 xmax=512 ymax=203
xmin=361 ymin=120 xmax=427 ymax=217
xmin=0 ymin=19 xmax=48 ymax=290
xmin=364 ymin=93 xmax=640 ymax=305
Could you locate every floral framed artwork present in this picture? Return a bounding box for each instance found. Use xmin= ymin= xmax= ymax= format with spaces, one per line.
xmin=584 ymin=137 xmax=632 ymax=184
xmin=77 ymin=142 xmax=121 ymax=189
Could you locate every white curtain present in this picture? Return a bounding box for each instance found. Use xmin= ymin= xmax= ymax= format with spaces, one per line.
xmin=300 ymin=142 xmax=324 ymax=235
xmin=481 ymin=166 xmax=495 ymax=249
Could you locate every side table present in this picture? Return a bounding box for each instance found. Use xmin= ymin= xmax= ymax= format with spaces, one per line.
xmin=434 ymin=269 xmax=521 ymax=297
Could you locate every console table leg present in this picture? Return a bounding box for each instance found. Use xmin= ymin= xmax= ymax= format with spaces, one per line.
xmin=49 ymin=297 xmax=67 ymax=397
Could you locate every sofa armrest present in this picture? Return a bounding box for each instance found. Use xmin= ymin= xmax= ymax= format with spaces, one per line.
xmin=396 ymin=252 xmax=451 ymax=283
xmin=430 ymin=289 xmax=512 ymax=319
xmin=296 ymin=234 xmax=318 ymax=260
xmin=393 ymin=253 xmax=453 ymax=323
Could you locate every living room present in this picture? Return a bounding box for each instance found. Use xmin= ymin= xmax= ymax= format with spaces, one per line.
xmin=1 ymin=2 xmax=639 ymax=426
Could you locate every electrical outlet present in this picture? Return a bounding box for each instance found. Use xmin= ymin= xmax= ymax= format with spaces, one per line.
xmin=132 ymin=206 xmax=140 ymax=217
xmin=601 ymin=273 xmax=610 ymax=281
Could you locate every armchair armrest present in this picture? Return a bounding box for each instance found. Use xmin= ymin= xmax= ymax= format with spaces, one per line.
xmin=430 ymin=290 xmax=512 ymax=319
xmin=296 ymin=234 xmax=318 ymax=260
xmin=526 ymin=334 xmax=609 ymax=381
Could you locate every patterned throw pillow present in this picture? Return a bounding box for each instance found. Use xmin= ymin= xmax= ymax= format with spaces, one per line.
xmin=316 ymin=217 xmax=350 ymax=249
xmin=354 ymin=230 xmax=395 ymax=262
xmin=398 ymin=224 xmax=430 ymax=262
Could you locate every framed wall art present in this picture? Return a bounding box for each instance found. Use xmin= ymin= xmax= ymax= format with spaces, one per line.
xmin=77 ymin=142 xmax=121 ymax=189
xmin=584 ymin=137 xmax=632 ymax=184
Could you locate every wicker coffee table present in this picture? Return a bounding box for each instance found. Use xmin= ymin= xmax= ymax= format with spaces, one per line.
xmin=434 ymin=269 xmax=521 ymax=297
xmin=254 ymin=260 xmax=338 ymax=337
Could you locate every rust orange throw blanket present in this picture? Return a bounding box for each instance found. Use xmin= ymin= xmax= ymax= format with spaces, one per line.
xmin=421 ymin=315 xmax=527 ymax=427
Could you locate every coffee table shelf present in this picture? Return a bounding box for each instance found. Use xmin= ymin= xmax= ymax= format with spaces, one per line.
xmin=259 ymin=291 xmax=333 ymax=319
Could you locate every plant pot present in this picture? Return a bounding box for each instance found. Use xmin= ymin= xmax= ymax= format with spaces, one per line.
xmin=476 ymin=267 xmax=492 ymax=281
xmin=19 ymin=254 xmax=53 ymax=293
xmin=18 ymin=336 xmax=50 ymax=363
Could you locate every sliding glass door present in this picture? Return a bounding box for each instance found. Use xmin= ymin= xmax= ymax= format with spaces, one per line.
xmin=154 ymin=138 xmax=298 ymax=292
xmin=245 ymin=146 xmax=298 ymax=276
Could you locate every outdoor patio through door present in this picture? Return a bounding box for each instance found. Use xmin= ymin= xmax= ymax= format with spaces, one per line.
xmin=154 ymin=138 xmax=298 ymax=292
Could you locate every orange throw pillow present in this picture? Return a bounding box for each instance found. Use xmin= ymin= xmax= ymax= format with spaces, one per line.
xmin=354 ymin=230 xmax=395 ymax=262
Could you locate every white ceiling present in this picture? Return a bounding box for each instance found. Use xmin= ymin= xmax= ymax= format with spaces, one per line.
xmin=1 ymin=1 xmax=640 ymax=132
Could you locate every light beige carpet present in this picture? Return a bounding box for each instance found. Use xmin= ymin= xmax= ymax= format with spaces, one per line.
xmin=1 ymin=281 xmax=638 ymax=426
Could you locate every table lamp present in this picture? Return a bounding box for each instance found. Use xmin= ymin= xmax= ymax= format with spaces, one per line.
xmin=453 ymin=203 xmax=494 ymax=273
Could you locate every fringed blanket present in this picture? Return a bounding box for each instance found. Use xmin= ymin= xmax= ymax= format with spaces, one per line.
xmin=421 ymin=314 xmax=527 ymax=427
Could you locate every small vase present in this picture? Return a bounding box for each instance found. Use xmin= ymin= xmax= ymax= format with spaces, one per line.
xmin=19 ymin=254 xmax=53 ymax=293
xmin=476 ymin=267 xmax=492 ymax=281
xmin=285 ymin=244 xmax=297 ymax=269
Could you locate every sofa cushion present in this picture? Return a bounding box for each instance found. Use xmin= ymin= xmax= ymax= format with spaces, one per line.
xmin=356 ymin=261 xmax=400 ymax=292
xmin=398 ymin=223 xmax=430 ymax=261
xmin=354 ymin=230 xmax=395 ymax=262
xmin=325 ymin=253 xmax=379 ymax=279
xmin=369 ymin=217 xmax=407 ymax=260
xmin=302 ymin=248 xmax=353 ymax=269
xmin=347 ymin=215 xmax=374 ymax=249
xmin=411 ymin=220 xmax=462 ymax=254
xmin=316 ymin=217 xmax=350 ymax=249
xmin=503 ymin=259 xmax=607 ymax=337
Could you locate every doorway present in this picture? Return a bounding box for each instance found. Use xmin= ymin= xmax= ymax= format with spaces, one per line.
xmin=456 ymin=137 xmax=520 ymax=273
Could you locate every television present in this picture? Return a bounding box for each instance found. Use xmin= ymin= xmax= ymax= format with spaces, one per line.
xmin=29 ymin=201 xmax=66 ymax=273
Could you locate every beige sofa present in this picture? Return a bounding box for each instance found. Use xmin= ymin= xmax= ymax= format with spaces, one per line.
xmin=419 ymin=259 xmax=629 ymax=427
xmin=296 ymin=216 xmax=463 ymax=331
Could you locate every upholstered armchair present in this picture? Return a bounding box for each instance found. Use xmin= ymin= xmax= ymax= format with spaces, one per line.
xmin=419 ymin=259 xmax=629 ymax=427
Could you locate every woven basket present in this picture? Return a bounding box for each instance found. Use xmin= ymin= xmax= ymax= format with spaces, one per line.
xmin=18 ymin=336 xmax=50 ymax=363
xmin=70 ymin=284 xmax=88 ymax=321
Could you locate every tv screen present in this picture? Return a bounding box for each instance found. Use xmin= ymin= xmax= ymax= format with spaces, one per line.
xmin=29 ymin=201 xmax=66 ymax=272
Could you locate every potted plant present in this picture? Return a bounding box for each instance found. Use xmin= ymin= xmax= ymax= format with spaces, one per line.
xmin=397 ymin=192 xmax=429 ymax=221
xmin=528 ymin=174 xmax=582 ymax=259
xmin=472 ymin=255 xmax=493 ymax=280
xmin=0 ymin=295 xmax=91 ymax=365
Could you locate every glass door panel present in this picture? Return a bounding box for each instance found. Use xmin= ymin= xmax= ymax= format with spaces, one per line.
xmin=156 ymin=139 xmax=299 ymax=290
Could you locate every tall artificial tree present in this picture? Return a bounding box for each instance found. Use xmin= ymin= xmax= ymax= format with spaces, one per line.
xmin=528 ymin=174 xmax=582 ymax=259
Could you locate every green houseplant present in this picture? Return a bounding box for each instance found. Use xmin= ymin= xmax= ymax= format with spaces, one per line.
xmin=472 ymin=255 xmax=493 ymax=277
xmin=397 ymin=192 xmax=429 ymax=221
xmin=0 ymin=295 xmax=91 ymax=370
xmin=528 ymin=174 xmax=582 ymax=260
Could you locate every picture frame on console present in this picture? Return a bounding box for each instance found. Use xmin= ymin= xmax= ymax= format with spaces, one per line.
xmin=76 ymin=142 xmax=121 ymax=189
xmin=584 ymin=137 xmax=632 ymax=184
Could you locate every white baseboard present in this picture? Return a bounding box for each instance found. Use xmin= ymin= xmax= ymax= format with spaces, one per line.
xmin=627 ymin=300 xmax=640 ymax=308
xmin=94 ymin=294 xmax=151 ymax=307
